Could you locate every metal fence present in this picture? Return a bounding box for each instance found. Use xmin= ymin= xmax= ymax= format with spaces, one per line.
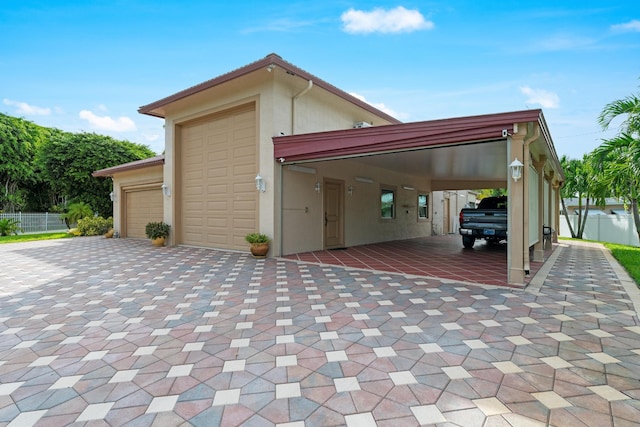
xmin=0 ymin=212 xmax=68 ymax=233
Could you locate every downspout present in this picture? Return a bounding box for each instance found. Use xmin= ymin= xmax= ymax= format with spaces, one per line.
xmin=291 ymin=80 xmax=313 ymax=134
xmin=279 ymin=161 xmax=284 ymax=257
xmin=522 ymin=124 xmax=540 ymax=274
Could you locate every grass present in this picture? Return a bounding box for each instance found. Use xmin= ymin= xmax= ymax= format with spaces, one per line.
xmin=0 ymin=232 xmax=74 ymax=244
xmin=604 ymin=243 xmax=640 ymax=286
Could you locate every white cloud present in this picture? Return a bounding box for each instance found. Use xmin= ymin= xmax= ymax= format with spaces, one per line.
xmin=341 ymin=6 xmax=434 ymax=34
xmin=519 ymin=86 xmax=560 ymax=109
xmin=79 ymin=110 xmax=137 ymax=132
xmin=3 ymin=98 xmax=51 ymax=115
xmin=611 ymin=19 xmax=640 ymax=32
xmin=349 ymin=92 xmax=401 ymax=118
xmin=142 ymin=133 xmax=161 ymax=142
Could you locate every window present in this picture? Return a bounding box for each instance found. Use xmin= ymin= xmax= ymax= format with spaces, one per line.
xmin=381 ymin=188 xmax=395 ymax=219
xmin=418 ymin=194 xmax=428 ymax=219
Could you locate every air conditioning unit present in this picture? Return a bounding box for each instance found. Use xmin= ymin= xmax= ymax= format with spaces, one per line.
xmin=353 ymin=121 xmax=372 ymax=128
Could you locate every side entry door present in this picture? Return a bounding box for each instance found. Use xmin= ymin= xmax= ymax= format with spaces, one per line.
xmin=324 ymin=179 xmax=344 ymax=249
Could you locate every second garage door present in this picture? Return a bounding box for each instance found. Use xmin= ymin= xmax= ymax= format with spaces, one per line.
xmin=179 ymin=103 xmax=257 ymax=250
xmin=125 ymin=187 xmax=163 ymax=238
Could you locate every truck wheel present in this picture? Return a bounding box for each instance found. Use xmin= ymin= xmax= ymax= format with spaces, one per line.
xmin=462 ymin=236 xmax=475 ymax=249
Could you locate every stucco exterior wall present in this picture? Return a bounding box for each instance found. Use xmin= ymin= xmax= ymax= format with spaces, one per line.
xmin=281 ymin=158 xmax=432 ymax=255
xmin=158 ymin=69 xmax=396 ymax=253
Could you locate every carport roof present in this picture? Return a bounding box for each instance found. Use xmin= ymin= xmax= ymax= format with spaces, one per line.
xmin=273 ymin=109 xmax=551 ymax=163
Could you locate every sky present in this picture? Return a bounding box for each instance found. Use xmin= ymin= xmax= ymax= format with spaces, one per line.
xmin=1 ymin=1 xmax=639 ymax=159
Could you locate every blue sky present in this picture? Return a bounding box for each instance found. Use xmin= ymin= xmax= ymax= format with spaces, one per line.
xmin=1 ymin=1 xmax=639 ymax=159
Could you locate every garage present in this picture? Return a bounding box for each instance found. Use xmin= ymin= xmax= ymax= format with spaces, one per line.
xmin=124 ymin=186 xmax=163 ymax=238
xmin=178 ymin=102 xmax=257 ymax=250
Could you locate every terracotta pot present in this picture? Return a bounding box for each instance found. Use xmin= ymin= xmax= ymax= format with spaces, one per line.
xmin=104 ymin=229 xmax=114 ymax=238
xmin=250 ymin=243 xmax=269 ymax=258
xmin=152 ymin=236 xmax=166 ymax=247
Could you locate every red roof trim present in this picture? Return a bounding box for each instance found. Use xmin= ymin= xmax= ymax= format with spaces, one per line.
xmin=274 ymin=110 xmax=543 ymax=162
xmin=92 ymin=155 xmax=165 ymax=177
xmin=138 ymin=53 xmax=402 ymax=124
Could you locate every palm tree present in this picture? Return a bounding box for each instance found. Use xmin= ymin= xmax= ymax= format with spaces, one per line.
xmin=596 ymin=89 xmax=640 ymax=243
xmin=560 ymin=155 xmax=593 ymax=239
xmin=60 ymin=202 xmax=93 ymax=228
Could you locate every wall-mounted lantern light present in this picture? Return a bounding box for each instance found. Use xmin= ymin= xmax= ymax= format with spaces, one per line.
xmin=109 ymin=191 xmax=117 ymax=202
xmin=348 ymin=185 xmax=354 ymax=196
xmin=315 ymin=181 xmax=321 ymax=194
xmin=162 ymin=183 xmax=171 ymax=197
xmin=509 ymin=158 xmax=524 ymax=182
xmin=255 ymin=174 xmax=266 ymax=192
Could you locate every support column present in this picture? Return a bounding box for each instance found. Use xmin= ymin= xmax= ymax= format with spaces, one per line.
xmin=532 ymin=156 xmax=546 ymax=262
xmin=508 ymin=125 xmax=527 ymax=285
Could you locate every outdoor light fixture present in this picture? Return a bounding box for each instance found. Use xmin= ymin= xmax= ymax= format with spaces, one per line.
xmin=348 ymin=185 xmax=354 ymax=196
xmin=161 ymin=183 xmax=171 ymax=197
xmin=355 ymin=176 xmax=374 ymax=184
xmin=109 ymin=191 xmax=116 ymax=202
xmin=315 ymin=181 xmax=321 ymax=193
xmin=255 ymin=174 xmax=266 ymax=192
xmin=287 ymin=165 xmax=317 ymax=174
xmin=509 ymin=158 xmax=524 ymax=182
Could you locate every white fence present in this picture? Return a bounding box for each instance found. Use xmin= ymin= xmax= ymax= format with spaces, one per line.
xmin=0 ymin=212 xmax=67 ymax=233
xmin=559 ymin=214 xmax=640 ymax=247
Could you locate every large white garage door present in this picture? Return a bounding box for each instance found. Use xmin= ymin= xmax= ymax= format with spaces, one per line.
xmin=179 ymin=103 xmax=257 ymax=250
xmin=125 ymin=187 xmax=163 ymax=238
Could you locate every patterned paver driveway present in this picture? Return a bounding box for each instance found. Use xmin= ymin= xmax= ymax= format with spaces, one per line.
xmin=1 ymin=237 xmax=639 ymax=426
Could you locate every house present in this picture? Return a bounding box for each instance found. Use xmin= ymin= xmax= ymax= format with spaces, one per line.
xmin=563 ymin=197 xmax=629 ymax=215
xmin=431 ymin=190 xmax=479 ymax=235
xmin=93 ymin=53 xmax=565 ymax=285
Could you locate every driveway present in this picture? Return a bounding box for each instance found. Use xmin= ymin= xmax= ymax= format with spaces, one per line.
xmin=0 ymin=237 xmax=639 ymax=426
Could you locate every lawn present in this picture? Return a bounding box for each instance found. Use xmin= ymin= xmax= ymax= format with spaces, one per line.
xmin=604 ymin=243 xmax=640 ymax=286
xmin=0 ymin=232 xmax=74 ymax=244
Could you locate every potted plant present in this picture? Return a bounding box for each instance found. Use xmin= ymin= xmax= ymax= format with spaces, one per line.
xmin=245 ymin=233 xmax=270 ymax=258
xmin=145 ymin=221 xmax=170 ymax=246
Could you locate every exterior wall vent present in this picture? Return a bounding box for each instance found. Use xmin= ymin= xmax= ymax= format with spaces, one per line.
xmin=353 ymin=121 xmax=372 ymax=128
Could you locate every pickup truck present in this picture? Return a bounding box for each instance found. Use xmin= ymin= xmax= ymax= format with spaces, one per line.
xmin=458 ymin=196 xmax=507 ymax=248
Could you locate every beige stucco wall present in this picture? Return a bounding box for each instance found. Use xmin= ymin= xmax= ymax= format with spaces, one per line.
xmin=111 ymin=165 xmax=164 ymax=235
xmin=157 ymin=68 xmax=396 ymax=253
xmin=281 ymin=158 xmax=432 ymax=255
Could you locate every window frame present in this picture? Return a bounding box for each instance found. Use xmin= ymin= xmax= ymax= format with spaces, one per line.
xmin=380 ymin=186 xmax=396 ymax=220
xmin=418 ymin=193 xmax=429 ymax=221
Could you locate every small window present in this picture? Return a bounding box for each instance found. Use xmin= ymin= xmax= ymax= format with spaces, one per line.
xmin=418 ymin=194 xmax=429 ymax=219
xmin=381 ymin=188 xmax=395 ymax=219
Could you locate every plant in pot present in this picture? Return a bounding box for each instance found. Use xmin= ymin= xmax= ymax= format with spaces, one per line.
xmin=245 ymin=233 xmax=270 ymax=258
xmin=145 ymin=221 xmax=170 ymax=246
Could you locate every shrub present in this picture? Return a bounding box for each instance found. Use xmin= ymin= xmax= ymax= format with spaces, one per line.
xmin=0 ymin=218 xmax=21 ymax=236
xmin=77 ymin=216 xmax=113 ymax=236
xmin=145 ymin=222 xmax=170 ymax=239
xmin=245 ymin=233 xmax=270 ymax=244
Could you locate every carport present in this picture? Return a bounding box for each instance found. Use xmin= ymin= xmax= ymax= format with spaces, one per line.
xmin=274 ymin=109 xmax=564 ymax=286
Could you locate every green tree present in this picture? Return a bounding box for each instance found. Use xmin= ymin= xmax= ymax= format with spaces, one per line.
xmin=40 ymin=132 xmax=155 ymax=216
xmin=0 ymin=113 xmax=47 ymax=212
xmin=597 ymin=86 xmax=640 ymax=244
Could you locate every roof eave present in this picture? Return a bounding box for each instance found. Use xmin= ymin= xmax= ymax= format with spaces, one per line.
xmin=92 ymin=155 xmax=165 ymax=178
xmin=137 ymin=53 xmax=402 ymax=124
